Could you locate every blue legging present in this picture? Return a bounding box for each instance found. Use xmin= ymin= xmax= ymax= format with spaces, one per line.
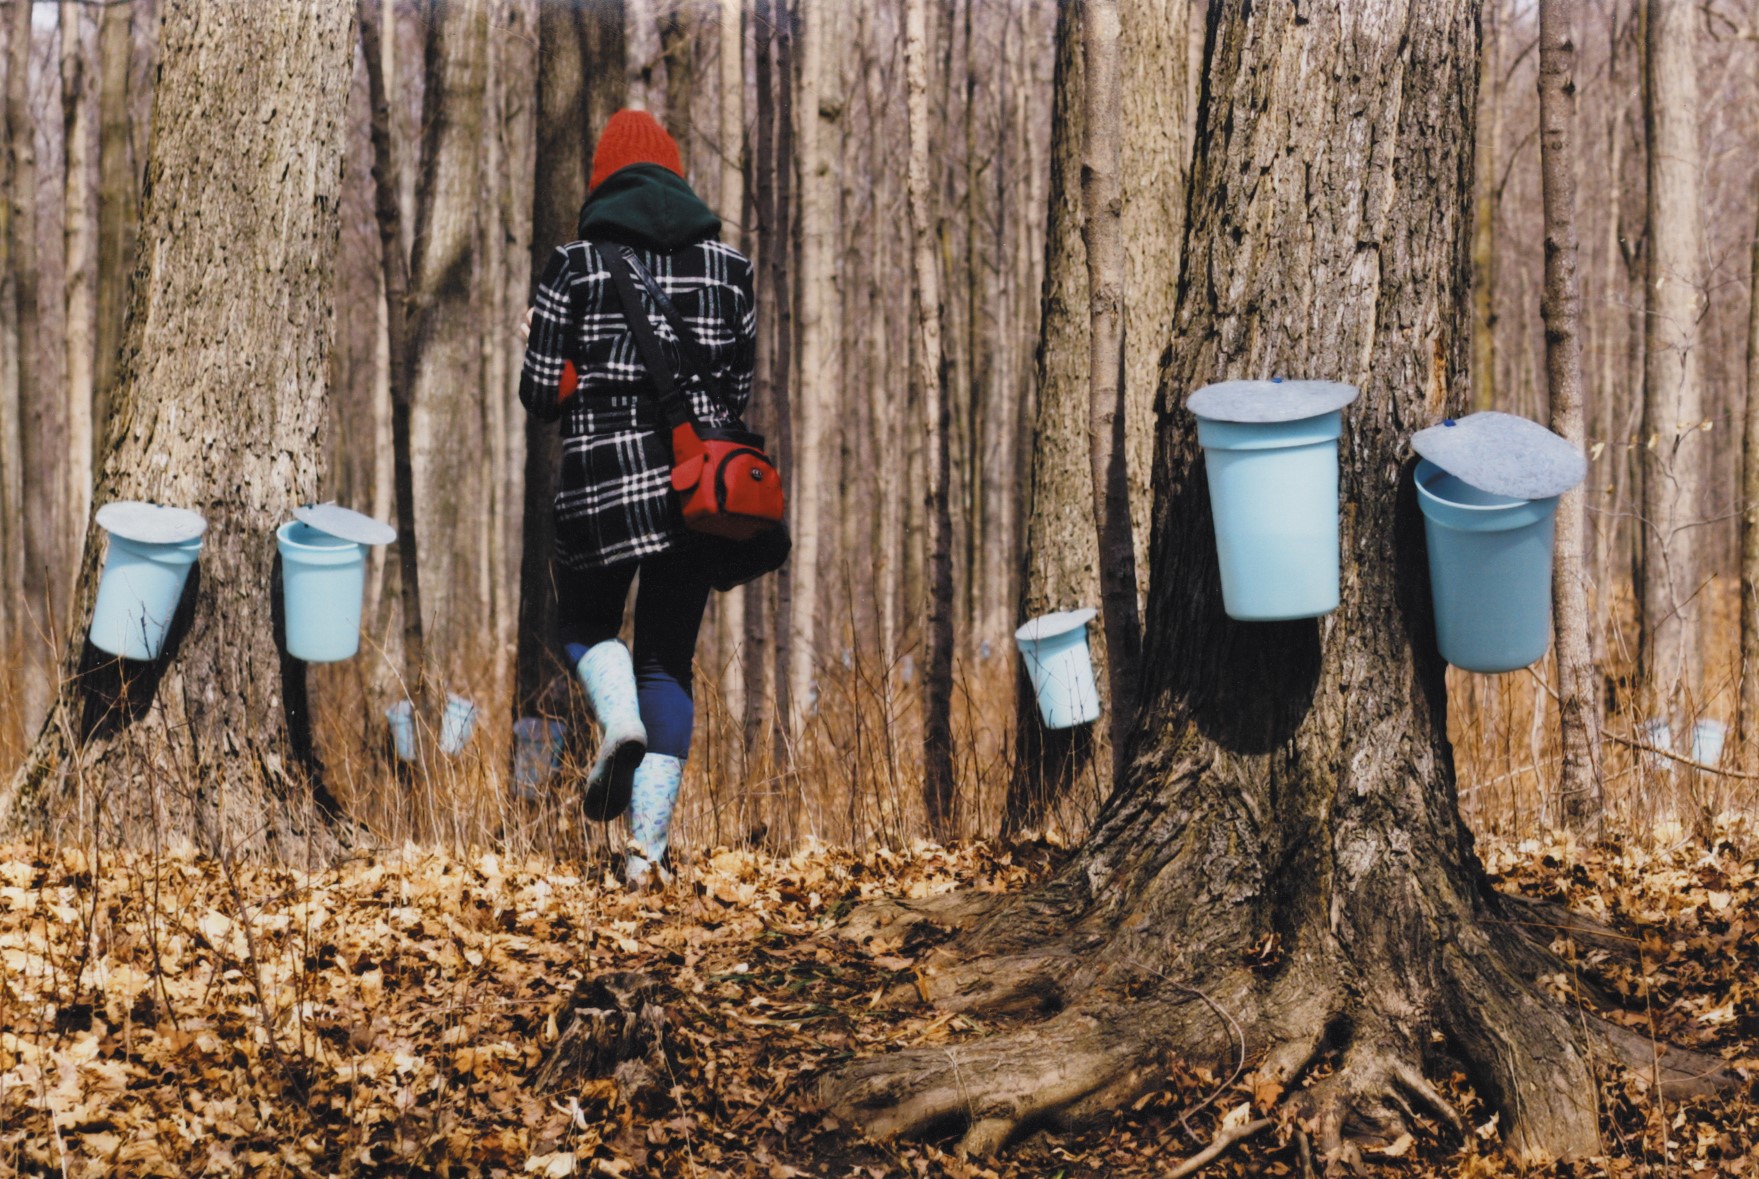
xmin=557 ymin=550 xmax=712 ymax=759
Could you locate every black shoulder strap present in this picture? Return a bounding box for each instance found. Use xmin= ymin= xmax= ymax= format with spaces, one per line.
xmin=621 ymin=251 xmax=717 ymax=388
xmin=595 ymin=243 xmax=699 ymax=434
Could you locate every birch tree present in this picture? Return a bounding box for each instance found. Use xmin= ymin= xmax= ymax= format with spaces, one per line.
xmin=1742 ymin=40 xmax=1759 ymax=751
xmin=1538 ymin=0 xmax=1603 ymax=830
xmin=2 ymin=0 xmax=358 ymax=857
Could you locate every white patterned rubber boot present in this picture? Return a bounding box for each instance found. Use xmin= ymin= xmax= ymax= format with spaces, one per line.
xmin=574 ymin=641 xmax=648 ymax=821
xmin=625 ymin=753 xmax=684 ymax=889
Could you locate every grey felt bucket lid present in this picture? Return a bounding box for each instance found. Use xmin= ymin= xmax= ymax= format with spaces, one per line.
xmin=293 ymin=503 xmax=398 ymax=547
xmin=1186 ymin=379 xmax=1360 ymax=424
xmin=95 ymin=501 xmax=207 ymax=545
xmin=1410 ymin=412 xmax=1586 ymax=501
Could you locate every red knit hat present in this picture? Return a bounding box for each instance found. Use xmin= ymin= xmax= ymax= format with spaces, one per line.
xmin=590 ymin=109 xmax=685 ymax=191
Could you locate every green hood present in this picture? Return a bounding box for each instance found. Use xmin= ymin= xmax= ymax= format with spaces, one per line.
xmin=576 ymin=164 xmax=721 ymax=253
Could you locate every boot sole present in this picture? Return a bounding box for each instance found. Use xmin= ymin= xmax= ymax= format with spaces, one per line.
xmin=582 ymin=740 xmax=646 ymax=822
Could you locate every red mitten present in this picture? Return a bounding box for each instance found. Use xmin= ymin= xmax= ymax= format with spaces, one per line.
xmin=559 ymin=360 xmax=580 ymax=402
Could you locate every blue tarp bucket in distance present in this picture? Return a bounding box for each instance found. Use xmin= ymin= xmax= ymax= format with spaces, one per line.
xmin=1015 ymin=608 xmax=1100 ymax=729
xmin=277 ymin=521 xmax=366 ymax=663
xmin=1414 ymin=459 xmax=1558 ymax=673
xmin=1195 ymin=411 xmax=1346 ymax=621
xmin=513 ymin=717 xmax=566 ymax=795
xmin=90 ymin=503 xmax=206 ymax=661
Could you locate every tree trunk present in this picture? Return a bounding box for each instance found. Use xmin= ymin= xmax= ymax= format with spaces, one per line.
xmin=1080 ymin=0 xmax=1142 ymax=795
xmin=715 ymin=0 xmax=746 ymax=724
xmin=1739 ymin=47 xmax=1759 ymax=752
xmin=93 ymin=0 xmax=138 ymax=489
xmin=409 ymin=0 xmax=488 ymax=691
xmin=358 ymin=0 xmax=429 ymax=713
xmin=1537 ymin=0 xmax=1603 ymax=832
xmin=1471 ymin=0 xmax=1500 ymax=413
xmin=11 ymin=0 xmax=60 ymax=733
xmin=62 ymin=0 xmax=96 ymax=558
xmin=1638 ymin=0 xmax=1705 ymax=724
xmin=1005 ymin=0 xmax=1187 ymax=834
xmin=789 ymin=0 xmax=839 ymax=727
xmin=1 ymin=0 xmax=358 ymax=859
xmin=823 ymin=0 xmax=1733 ymax=1161
xmin=0 ymin=0 xmax=24 ymax=672
xmin=514 ymin=0 xmax=625 ymax=722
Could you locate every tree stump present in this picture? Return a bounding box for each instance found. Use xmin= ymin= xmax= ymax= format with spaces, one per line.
xmin=534 ymin=971 xmax=673 ymax=1106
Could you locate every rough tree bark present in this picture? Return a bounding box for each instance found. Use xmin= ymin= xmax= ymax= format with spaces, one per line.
xmin=823 ymin=0 xmax=1732 ymax=1163
xmin=905 ymin=0 xmax=956 ymax=839
xmin=1537 ymin=0 xmax=1603 ymax=832
xmin=0 ymin=0 xmax=23 ymax=669
xmin=1005 ymin=0 xmax=1187 ymax=834
xmin=1638 ymin=0 xmax=1705 ymax=723
xmin=513 ymin=0 xmax=625 ymax=721
xmin=1080 ymin=0 xmax=1142 ymax=795
xmin=1 ymin=0 xmax=358 ymax=859
xmin=714 ymin=0 xmax=746 ymax=722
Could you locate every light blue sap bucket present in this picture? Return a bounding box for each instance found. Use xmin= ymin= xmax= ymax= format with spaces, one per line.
xmin=277 ymin=503 xmax=397 ymax=663
xmin=1411 ymin=413 xmax=1587 ymax=674
xmin=439 ymin=693 xmax=479 ymax=756
xmin=1187 ymin=379 xmax=1361 ymax=621
xmin=1015 ymin=608 xmax=1100 ymax=729
xmin=513 ymin=717 xmax=566 ymax=795
xmin=386 ymin=699 xmax=417 ymax=762
xmin=90 ymin=502 xmax=207 ymax=661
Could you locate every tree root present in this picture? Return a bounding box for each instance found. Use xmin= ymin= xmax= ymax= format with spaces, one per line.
xmin=837 ymin=889 xmax=1015 ymax=948
xmin=820 ymin=1006 xmax=1157 ymax=1156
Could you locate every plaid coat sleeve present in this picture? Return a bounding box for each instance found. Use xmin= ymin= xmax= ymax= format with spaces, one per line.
xmin=518 ymin=247 xmax=574 ymax=423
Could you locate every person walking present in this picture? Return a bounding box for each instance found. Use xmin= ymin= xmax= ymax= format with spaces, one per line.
xmin=519 ymin=109 xmax=757 ymax=887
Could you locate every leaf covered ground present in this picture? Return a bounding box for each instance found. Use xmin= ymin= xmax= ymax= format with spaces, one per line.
xmin=1 ymin=829 xmax=1756 ymax=1177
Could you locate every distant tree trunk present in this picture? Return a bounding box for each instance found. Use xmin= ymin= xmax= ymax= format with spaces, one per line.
xmin=358 ymin=0 xmax=429 ymax=711
xmin=12 ymin=0 xmax=63 ymax=733
xmin=659 ymin=7 xmax=693 ymax=173
xmin=1081 ymin=0 xmax=1142 ymax=795
xmin=790 ymin=0 xmax=838 ymax=725
xmin=0 ymin=0 xmax=25 ymax=668
xmin=905 ymin=0 xmax=956 ymax=839
xmin=514 ymin=0 xmax=625 ymax=722
xmin=62 ymin=0 xmax=95 ymax=554
xmin=1005 ymin=0 xmax=1187 ymax=835
xmin=742 ymin=0 xmax=779 ymax=760
xmin=825 ymin=0 xmax=1734 ymax=1157
xmin=1471 ymin=0 xmax=1500 ymax=413
xmin=1740 ymin=53 xmax=1759 ymax=751
xmin=2 ymin=0 xmax=357 ymax=858
xmin=715 ymin=0 xmax=746 ymax=722
xmin=93 ymin=0 xmax=138 ymax=476
xmin=765 ymin=0 xmax=795 ymax=758
xmin=408 ymin=0 xmax=488 ymax=690
xmin=1537 ymin=0 xmax=1603 ymax=832
xmin=1638 ymin=0 xmax=1705 ymax=725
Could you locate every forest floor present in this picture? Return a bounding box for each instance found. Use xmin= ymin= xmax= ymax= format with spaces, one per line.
xmin=1 ymin=828 xmax=1756 ymax=1178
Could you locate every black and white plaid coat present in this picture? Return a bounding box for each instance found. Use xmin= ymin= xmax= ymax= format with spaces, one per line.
xmin=519 ymin=238 xmax=757 ymax=570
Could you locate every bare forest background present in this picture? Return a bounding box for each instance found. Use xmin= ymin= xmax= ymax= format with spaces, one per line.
xmin=2 ymin=0 xmax=1757 ymax=857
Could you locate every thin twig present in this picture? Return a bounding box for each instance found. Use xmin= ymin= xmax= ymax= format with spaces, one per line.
xmin=1168 ymin=1117 xmax=1275 ymax=1179
xmin=1600 ymin=730 xmax=1759 ymax=780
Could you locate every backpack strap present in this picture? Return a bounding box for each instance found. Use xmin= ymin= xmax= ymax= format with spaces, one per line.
xmin=595 ymin=242 xmax=705 ymax=466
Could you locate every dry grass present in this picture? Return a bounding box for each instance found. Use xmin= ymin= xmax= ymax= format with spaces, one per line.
xmin=0 ymin=575 xmax=1754 ymax=859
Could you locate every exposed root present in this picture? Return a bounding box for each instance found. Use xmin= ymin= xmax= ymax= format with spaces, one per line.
xmin=1168 ymin=1116 xmax=1275 ymax=1179
xmin=819 ymin=1007 xmax=1154 ymax=1156
xmin=1498 ymin=892 xmax=1637 ymax=958
xmin=837 ymin=889 xmax=1015 ymax=948
xmin=1598 ymin=1018 xmax=1743 ymax=1098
